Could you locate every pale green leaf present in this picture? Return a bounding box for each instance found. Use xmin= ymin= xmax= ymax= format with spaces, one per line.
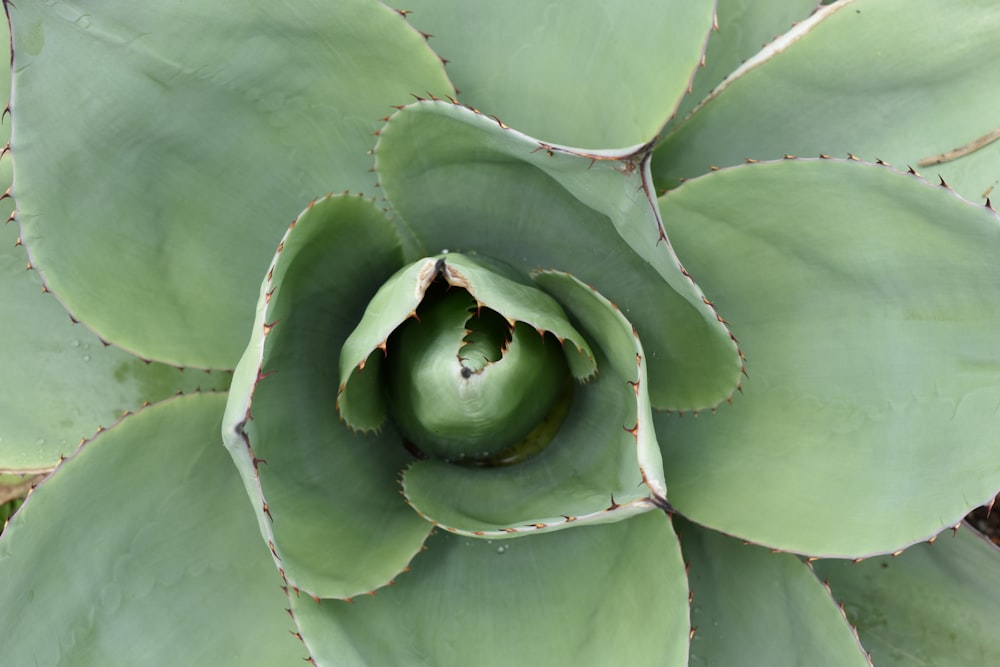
xmin=679 ymin=519 xmax=870 ymax=667
xmin=657 ymin=159 xmax=1000 ymax=556
xmin=291 ymin=511 xmax=689 ymax=667
xmin=9 ymin=0 xmax=452 ymax=368
xmin=0 ymin=220 xmax=231 ymax=470
xmin=223 ymin=195 xmax=431 ymax=600
xmin=376 ymin=100 xmax=742 ymax=411
xmin=814 ymin=526 xmax=1000 ymax=667
xmin=0 ymin=394 xmax=303 ymax=666
xmin=655 ymin=0 xmax=1000 ymax=203
xmin=399 ymin=0 xmax=716 ymax=147
xmin=668 ymin=0 xmax=822 ymax=128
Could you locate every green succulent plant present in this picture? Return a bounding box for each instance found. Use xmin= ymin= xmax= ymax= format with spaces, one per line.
xmin=3 ymin=0 xmax=1000 ymax=665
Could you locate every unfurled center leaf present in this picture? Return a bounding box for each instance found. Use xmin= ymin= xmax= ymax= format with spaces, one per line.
xmin=338 ymin=253 xmax=594 ymax=467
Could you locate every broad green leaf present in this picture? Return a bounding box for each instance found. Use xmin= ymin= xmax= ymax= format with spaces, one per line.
xmin=678 ymin=519 xmax=870 ymax=667
xmin=654 ymin=0 xmax=1000 ymax=203
xmin=377 ymin=100 xmax=742 ymax=411
xmin=0 ymin=393 xmax=304 ymax=666
xmin=814 ymin=526 xmax=1000 ymax=667
xmin=9 ymin=0 xmax=452 ymax=369
xmin=656 ymin=159 xmax=1000 ymax=556
xmin=0 ymin=219 xmax=231 ymax=471
xmin=223 ymin=195 xmax=431 ymax=600
xmin=291 ymin=511 xmax=689 ymax=667
xmin=398 ymin=0 xmax=716 ymax=147
xmin=667 ymin=0 xmax=822 ymax=128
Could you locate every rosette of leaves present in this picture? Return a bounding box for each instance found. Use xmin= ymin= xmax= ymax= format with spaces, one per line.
xmin=2 ymin=1 xmax=1000 ymax=665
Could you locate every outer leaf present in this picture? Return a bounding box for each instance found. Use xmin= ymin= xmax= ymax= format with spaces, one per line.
xmin=0 ymin=393 xmax=303 ymax=666
xmin=0 ymin=219 xmax=231 ymax=470
xmin=667 ymin=0 xmax=822 ymax=128
xmin=223 ymin=195 xmax=431 ymax=600
xmin=678 ymin=519 xmax=870 ymax=667
xmin=291 ymin=511 xmax=689 ymax=667
xmin=376 ymin=100 xmax=742 ymax=411
xmin=8 ymin=0 xmax=452 ymax=368
xmin=399 ymin=0 xmax=717 ymax=147
xmin=813 ymin=526 xmax=1000 ymax=667
xmin=654 ymin=0 xmax=1000 ymax=203
xmin=656 ymin=159 xmax=1000 ymax=556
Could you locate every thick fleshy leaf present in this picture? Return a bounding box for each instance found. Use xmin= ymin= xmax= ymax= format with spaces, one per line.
xmin=0 ymin=393 xmax=304 ymax=666
xmin=654 ymin=0 xmax=1000 ymax=203
xmin=337 ymin=252 xmax=595 ymax=432
xmin=400 ymin=273 xmax=667 ymax=538
xmin=377 ymin=100 xmax=742 ymax=411
xmin=0 ymin=219 xmax=231 ymax=471
xmin=8 ymin=0 xmax=452 ymax=368
xmin=813 ymin=526 xmax=1000 ymax=667
xmin=678 ymin=519 xmax=870 ymax=666
xmin=656 ymin=159 xmax=1000 ymax=556
xmin=403 ymin=351 xmax=651 ymax=535
xmin=290 ymin=511 xmax=688 ymax=667
xmin=223 ymin=195 xmax=431 ymax=600
xmin=398 ymin=0 xmax=716 ymax=147
xmin=668 ymin=0 xmax=822 ymax=127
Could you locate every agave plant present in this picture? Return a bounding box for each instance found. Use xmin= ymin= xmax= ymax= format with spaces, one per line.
xmin=2 ymin=0 xmax=1000 ymax=665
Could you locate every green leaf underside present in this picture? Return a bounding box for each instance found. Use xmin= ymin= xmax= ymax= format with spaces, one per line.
xmin=398 ymin=0 xmax=716 ymax=148
xmin=667 ymin=0 xmax=823 ymax=132
xmin=8 ymin=0 xmax=452 ymax=369
xmin=337 ymin=252 xmax=595 ymax=433
xmin=656 ymin=159 xmax=1000 ymax=556
xmin=290 ymin=512 xmax=689 ymax=667
xmin=814 ymin=526 xmax=1000 ymax=667
xmin=0 ymin=216 xmax=232 ymax=470
xmin=0 ymin=394 xmax=303 ymax=666
xmin=679 ymin=518 xmax=870 ymax=667
xmin=655 ymin=0 xmax=1000 ymax=203
xmin=223 ymin=195 xmax=432 ymax=600
xmin=401 ymin=271 xmax=668 ymax=537
xmin=377 ymin=100 xmax=742 ymax=411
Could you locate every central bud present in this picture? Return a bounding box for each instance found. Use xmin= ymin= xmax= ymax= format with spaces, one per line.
xmin=337 ymin=253 xmax=596 ymax=468
xmin=386 ymin=287 xmax=570 ymax=464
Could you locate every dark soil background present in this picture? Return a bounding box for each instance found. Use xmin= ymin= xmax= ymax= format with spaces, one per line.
xmin=967 ymin=494 xmax=1000 ymax=546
